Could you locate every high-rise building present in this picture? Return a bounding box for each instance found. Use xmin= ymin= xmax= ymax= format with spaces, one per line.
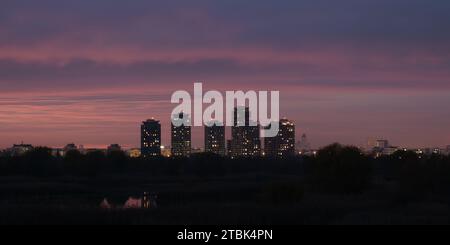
xmin=171 ymin=112 xmax=191 ymax=157
xmin=141 ymin=119 xmax=161 ymax=157
xmin=264 ymin=118 xmax=296 ymax=157
xmin=230 ymin=107 xmax=261 ymax=158
xmin=204 ymin=121 xmax=226 ymax=156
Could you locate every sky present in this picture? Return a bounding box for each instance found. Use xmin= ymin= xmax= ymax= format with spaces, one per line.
xmin=1 ymin=0 xmax=450 ymax=149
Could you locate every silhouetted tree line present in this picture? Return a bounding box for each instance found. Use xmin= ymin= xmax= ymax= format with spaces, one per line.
xmin=1 ymin=144 xmax=450 ymax=196
xmin=0 ymin=147 xmax=303 ymax=177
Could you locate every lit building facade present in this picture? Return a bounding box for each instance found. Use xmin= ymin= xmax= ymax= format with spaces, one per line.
xmin=204 ymin=121 xmax=226 ymax=156
xmin=171 ymin=112 xmax=191 ymax=157
xmin=230 ymin=107 xmax=261 ymax=158
xmin=141 ymin=119 xmax=161 ymax=157
xmin=264 ymin=118 xmax=296 ymax=157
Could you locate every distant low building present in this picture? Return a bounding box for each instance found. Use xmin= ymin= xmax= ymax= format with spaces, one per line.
xmin=127 ymin=148 xmax=141 ymax=158
xmin=161 ymin=146 xmax=171 ymax=158
xmin=370 ymin=139 xmax=400 ymax=157
xmin=381 ymin=146 xmax=400 ymax=156
xmin=8 ymin=143 xmax=34 ymax=156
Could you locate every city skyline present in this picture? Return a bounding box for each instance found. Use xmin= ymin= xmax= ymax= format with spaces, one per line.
xmin=1 ymin=112 xmax=449 ymax=151
xmin=1 ymin=1 xmax=450 ymax=149
xmin=3 ymin=115 xmax=448 ymax=157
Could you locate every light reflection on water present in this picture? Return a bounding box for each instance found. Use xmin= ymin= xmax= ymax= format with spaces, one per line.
xmin=100 ymin=192 xmax=157 ymax=210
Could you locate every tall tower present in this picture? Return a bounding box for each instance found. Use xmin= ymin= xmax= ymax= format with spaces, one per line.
xmin=297 ymin=133 xmax=310 ymax=154
xmin=171 ymin=112 xmax=191 ymax=157
xmin=141 ymin=119 xmax=161 ymax=157
xmin=204 ymin=121 xmax=226 ymax=156
xmin=230 ymin=107 xmax=261 ymax=158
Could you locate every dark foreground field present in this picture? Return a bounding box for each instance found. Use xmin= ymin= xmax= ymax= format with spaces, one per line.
xmin=1 ymin=173 xmax=449 ymax=225
xmin=1 ymin=144 xmax=450 ymax=225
